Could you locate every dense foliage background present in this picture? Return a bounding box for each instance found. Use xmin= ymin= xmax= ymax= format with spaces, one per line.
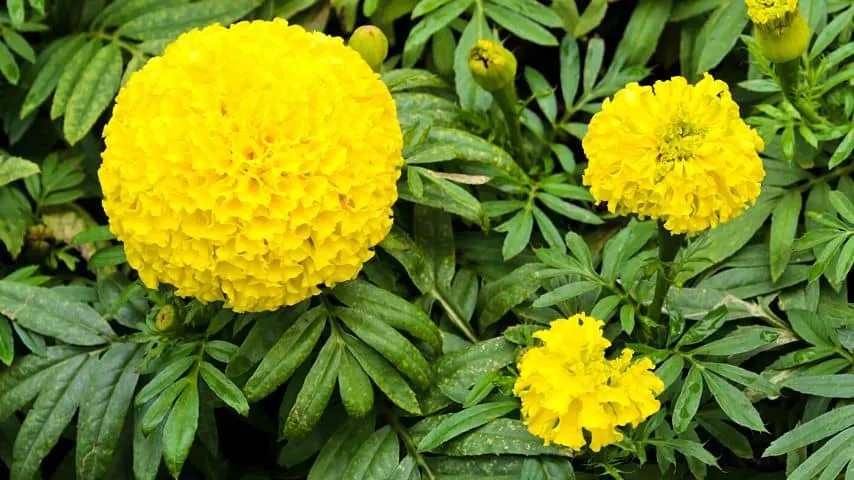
xmin=0 ymin=0 xmax=853 ymax=479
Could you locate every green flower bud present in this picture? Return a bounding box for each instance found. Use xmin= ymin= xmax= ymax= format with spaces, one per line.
xmin=348 ymin=26 xmax=388 ymax=72
xmin=468 ymin=40 xmax=517 ymax=92
xmin=155 ymin=304 xmax=179 ymax=332
xmin=755 ymin=10 xmax=810 ymax=64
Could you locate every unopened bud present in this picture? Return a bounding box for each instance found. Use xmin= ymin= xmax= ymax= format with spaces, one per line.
xmin=155 ymin=305 xmax=179 ymax=332
xmin=348 ymin=26 xmax=388 ymax=72
xmin=755 ymin=10 xmax=809 ymax=64
xmin=468 ymin=40 xmax=517 ymax=92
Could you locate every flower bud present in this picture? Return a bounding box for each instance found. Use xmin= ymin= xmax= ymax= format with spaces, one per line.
xmin=468 ymin=40 xmax=517 ymax=92
xmin=155 ymin=304 xmax=179 ymax=332
xmin=348 ymin=26 xmax=388 ymax=72
xmin=755 ymin=10 xmax=810 ymax=64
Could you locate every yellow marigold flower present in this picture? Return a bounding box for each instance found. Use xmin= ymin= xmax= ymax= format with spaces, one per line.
xmin=99 ymin=19 xmax=403 ymax=312
xmin=745 ymin=0 xmax=799 ymax=28
xmin=582 ymin=74 xmax=765 ymax=234
xmin=513 ymin=314 xmax=664 ymax=452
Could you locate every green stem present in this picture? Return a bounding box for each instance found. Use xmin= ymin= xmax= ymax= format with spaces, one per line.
xmin=382 ymin=402 xmax=437 ymax=480
xmin=431 ymin=288 xmax=479 ymax=344
xmin=799 ymin=163 xmax=854 ymax=192
xmin=775 ymin=58 xmax=825 ymax=124
xmin=648 ymin=223 xmax=684 ymax=322
xmin=494 ymin=83 xmax=531 ymax=172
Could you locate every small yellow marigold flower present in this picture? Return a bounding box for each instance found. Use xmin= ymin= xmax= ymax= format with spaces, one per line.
xmin=468 ymin=39 xmax=517 ymax=92
xmin=745 ymin=0 xmax=799 ymax=28
xmin=582 ymin=74 xmax=765 ymax=234
xmin=99 ymin=19 xmax=403 ymax=313
xmin=513 ymin=314 xmax=664 ymax=452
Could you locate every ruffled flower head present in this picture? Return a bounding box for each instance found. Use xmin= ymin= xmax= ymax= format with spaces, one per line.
xmin=582 ymin=74 xmax=765 ymax=234
xmin=746 ymin=0 xmax=799 ymax=28
xmin=513 ymin=314 xmax=664 ymax=451
xmin=99 ymin=19 xmax=403 ymax=312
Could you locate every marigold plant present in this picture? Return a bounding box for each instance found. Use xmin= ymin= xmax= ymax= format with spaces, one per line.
xmin=513 ymin=314 xmax=664 ymax=451
xmin=99 ymin=19 xmax=403 ymax=312
xmin=582 ymin=74 xmax=765 ymax=234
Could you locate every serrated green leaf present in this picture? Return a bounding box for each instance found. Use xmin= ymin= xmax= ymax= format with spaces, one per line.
xmin=337 ymin=350 xmax=373 ymax=418
xmin=7 ymin=0 xmax=25 ymax=24
xmin=63 ymin=43 xmax=123 ymax=145
xmin=698 ymin=415 xmax=753 ymax=459
xmin=12 ymin=354 xmax=93 ymax=480
xmin=533 ymin=281 xmax=599 ymax=308
xmin=0 ymin=316 xmax=12 ymax=366
xmin=133 ymin=402 xmax=164 ymax=480
xmin=614 ymin=0 xmax=672 ymax=66
xmin=0 ymin=346 xmax=83 ymax=422
xmin=559 ymin=34 xmax=580 ymax=107
xmin=703 ymin=370 xmax=766 ymax=432
xmin=524 ymin=67 xmax=557 ymax=122
xmin=501 ymin=209 xmax=534 ymax=260
xmin=283 ymin=338 xmax=341 ymax=439
xmin=51 ymin=39 xmax=101 ymax=120
xmin=343 ymin=333 xmax=421 ymax=414
xmin=199 ymin=362 xmax=249 ymax=417
xmin=673 ymin=365 xmax=703 ymax=433
xmin=770 ymin=190 xmax=802 ymax=282
xmin=404 ymin=0 xmax=472 ymax=66
xmin=785 ymin=374 xmax=854 ymax=398
xmin=484 ymin=2 xmax=558 ymax=46
xmin=135 ymin=356 xmax=194 ymax=407
xmin=243 ymin=307 xmax=327 ymax=402
xmin=0 ymin=280 xmax=115 ymax=346
xmin=336 ymin=307 xmax=432 ymax=389
xmin=161 ymin=381 xmax=199 ymax=478
xmin=141 ymin=380 xmax=187 ymax=435
xmin=649 ymin=439 xmax=720 ymax=468
xmin=0 ymin=42 xmax=20 ymax=85
xmin=763 ymin=404 xmax=854 ymax=457
xmin=427 ymin=127 xmax=528 ymax=181
xmin=787 ymin=427 xmax=854 ymax=480
xmin=694 ymin=0 xmax=748 ymax=75
xmin=0 ymin=155 xmax=39 ymax=189
xmin=416 ymin=401 xmax=518 ymax=452
xmin=537 ymin=192 xmax=601 ymax=224
xmin=76 ymin=344 xmax=143 ymax=480
xmin=307 ymin=415 xmax=375 ymax=480
xmin=342 ymin=426 xmax=399 ymax=480
xmin=582 ymin=37 xmax=604 ymax=93
xmin=117 ymin=0 xmax=260 ymax=41
xmin=2 ymin=31 xmax=34 ymax=63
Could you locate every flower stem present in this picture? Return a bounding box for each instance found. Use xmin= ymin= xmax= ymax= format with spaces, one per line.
xmin=493 ymin=83 xmax=531 ymax=172
xmin=381 ymin=401 xmax=437 ymax=480
xmin=775 ymin=59 xmax=825 ymax=125
xmin=648 ymin=223 xmax=684 ymax=322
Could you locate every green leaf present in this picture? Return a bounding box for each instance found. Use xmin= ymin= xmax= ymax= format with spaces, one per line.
xmin=76 ymin=344 xmax=143 ymax=480
xmin=702 ymin=362 xmax=778 ymax=398
xmin=698 ymin=416 xmax=753 ymax=459
xmin=501 ymin=209 xmax=534 ymax=260
xmin=770 ymin=190 xmax=802 ymax=282
xmin=337 ymin=350 xmax=373 ymax=418
xmin=133 ymin=403 xmax=164 ymax=480
xmin=0 ymin=187 xmax=32 ymax=259
xmin=380 ymin=226 xmax=435 ymax=293
xmin=161 ymin=381 xmax=199 ymax=478
xmin=94 ymin=0 xmax=185 ymax=28
xmin=416 ymin=401 xmax=518 ymax=451
xmin=71 ymin=225 xmax=115 ymax=246
xmin=141 ymin=380 xmax=187 ymax=435
xmin=89 ymin=245 xmax=128 ymax=269
xmin=671 ymin=0 xmax=726 ymax=22
xmin=415 ymin=417 xmax=568 ymax=457
xmin=702 ymin=370 xmax=766 ymax=432
xmin=0 ymin=155 xmax=39 ymax=188
xmin=63 ymin=43 xmax=123 ymax=145
xmin=533 ymin=281 xmax=599 ymax=308
xmin=199 ymin=362 xmax=249 ymax=417
xmin=413 ymin=0 xmax=456 ymax=18
xmin=559 ymin=34 xmax=580 ymax=107
xmin=399 ymin=170 xmax=486 ymax=227
xmin=117 ymin=0 xmax=260 ymax=41
xmin=283 ymin=338 xmax=342 ymax=439
xmin=226 ymin=306 xmax=307 ymax=378
xmin=496 ymin=0 xmax=563 ymax=27
xmin=524 ymin=67 xmax=557 ymax=122
xmin=0 ymin=317 xmax=12 ymax=366
xmin=477 ymin=264 xmax=549 ymax=330
xmin=135 ymin=356 xmax=195 ymax=407
xmin=673 ymin=365 xmax=703 ymax=433
xmin=0 ymin=42 xmax=20 ymax=84
xmin=243 ymin=307 xmax=327 ymax=402
xmin=537 ymin=192 xmax=601 ymax=224
xmin=484 ymin=2 xmax=558 ymax=46
xmin=532 ymin=206 xmax=565 ymax=252
xmin=7 ymin=0 xmax=25 ymax=25
xmin=764 ymin=404 xmax=854 ymax=457
xmin=829 ymin=191 xmax=854 ymax=224
xmin=695 ymin=0 xmax=748 ymax=75
xmin=12 ymin=354 xmax=93 ymax=480
xmin=810 ymin=5 xmax=854 ymax=58
xmin=690 ymin=326 xmax=778 ymax=356
xmin=307 ymin=415 xmax=375 ymax=480
xmin=435 ymin=338 xmax=517 ymax=403
xmin=428 ymin=128 xmax=528 ymax=181
xmin=614 ymin=0 xmax=673 ymax=66
xmin=649 ymin=439 xmax=720 ymax=468
xmin=333 ymin=281 xmax=441 ymax=352
xmin=787 ymin=427 xmax=854 ymax=480
xmin=342 ymin=426 xmax=399 ymax=480
xmin=404 ymin=0 xmax=473 ymax=66
xmin=51 ymin=39 xmax=101 ymax=120
xmin=835 ymin=237 xmax=854 ymax=283
xmin=677 ymin=193 xmax=777 ymax=282
xmin=0 ymin=280 xmax=115 ymax=346
xmin=582 ymin=37 xmax=604 ymax=94
xmin=337 ymin=307 xmax=432 ymax=389
xmin=828 ymin=125 xmax=854 ymax=169
xmin=344 ymin=334 xmax=421 ymax=414
xmin=0 ymin=346 xmax=83 ymax=421
xmin=785 ymin=374 xmax=854 ymax=398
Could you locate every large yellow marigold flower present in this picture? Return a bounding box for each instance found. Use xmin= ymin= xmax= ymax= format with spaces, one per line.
xmin=513 ymin=314 xmax=664 ymax=451
xmin=99 ymin=19 xmax=403 ymax=312
xmin=582 ymin=74 xmax=764 ymax=234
